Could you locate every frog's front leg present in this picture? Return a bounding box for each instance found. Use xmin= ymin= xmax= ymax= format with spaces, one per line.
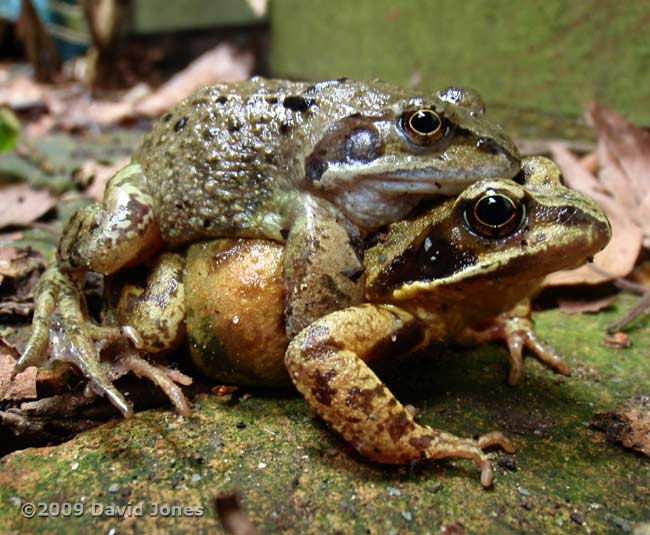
xmin=461 ymin=300 xmax=570 ymax=385
xmin=58 ymin=163 xmax=162 ymax=274
xmin=285 ymin=304 xmax=515 ymax=487
xmin=283 ymin=198 xmax=365 ymax=337
xmin=16 ymin=266 xmax=140 ymax=416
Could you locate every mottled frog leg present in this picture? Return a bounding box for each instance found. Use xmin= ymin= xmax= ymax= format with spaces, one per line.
xmin=283 ymin=199 xmax=365 ymax=338
xmin=17 ymin=266 xmax=135 ymax=416
xmin=103 ymin=252 xmax=192 ymax=415
xmin=461 ymin=299 xmax=570 ymax=385
xmin=285 ymin=304 xmax=515 ymax=487
xmin=57 ymin=163 xmax=163 ymax=274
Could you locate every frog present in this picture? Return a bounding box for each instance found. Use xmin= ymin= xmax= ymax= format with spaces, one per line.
xmin=102 ymin=156 xmax=611 ymax=486
xmin=16 ymin=77 xmax=521 ymax=416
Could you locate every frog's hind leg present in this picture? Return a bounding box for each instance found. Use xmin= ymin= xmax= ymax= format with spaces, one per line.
xmin=17 ymin=265 xmax=138 ymax=416
xmin=285 ymin=303 xmax=515 ymax=487
xmin=57 ymin=163 xmax=163 ymax=274
xmin=461 ymin=299 xmax=570 ymax=385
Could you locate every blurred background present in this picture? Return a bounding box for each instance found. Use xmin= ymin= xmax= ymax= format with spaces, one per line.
xmin=1 ymin=0 xmax=647 ymax=138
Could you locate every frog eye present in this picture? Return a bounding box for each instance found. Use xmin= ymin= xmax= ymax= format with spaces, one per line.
xmin=465 ymin=191 xmax=524 ymax=238
xmin=401 ymin=109 xmax=444 ymax=145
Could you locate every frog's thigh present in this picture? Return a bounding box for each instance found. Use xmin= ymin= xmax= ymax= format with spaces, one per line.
xmin=108 ymin=252 xmax=185 ymax=353
xmin=286 ymin=304 xmax=514 ymax=487
xmin=283 ymin=208 xmax=364 ymax=338
xmin=58 ymin=164 xmax=163 ymax=274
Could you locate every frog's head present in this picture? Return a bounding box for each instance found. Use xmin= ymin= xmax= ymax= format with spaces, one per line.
xmin=365 ymin=156 xmax=611 ymax=329
xmin=306 ymin=84 xmax=521 ymax=229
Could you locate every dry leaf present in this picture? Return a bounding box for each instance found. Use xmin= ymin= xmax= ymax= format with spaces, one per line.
xmin=558 ymin=296 xmax=616 ymax=314
xmin=591 ymin=396 xmax=650 ymax=456
xmin=545 ymin=144 xmax=642 ymax=285
xmin=79 ymin=156 xmax=129 ymax=201
xmin=0 ymin=74 xmax=47 ymax=110
xmin=0 ymin=338 xmax=37 ymax=401
xmin=588 ymin=104 xmax=650 ymax=247
xmin=0 ymin=183 xmax=57 ymax=228
xmin=135 ymin=43 xmax=254 ymax=117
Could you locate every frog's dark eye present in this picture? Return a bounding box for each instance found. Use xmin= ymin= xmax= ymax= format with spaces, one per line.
xmin=401 ymin=109 xmax=444 ymax=145
xmin=464 ymin=191 xmax=524 ymax=238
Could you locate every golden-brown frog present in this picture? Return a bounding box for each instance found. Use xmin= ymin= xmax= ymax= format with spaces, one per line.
xmin=105 ymin=156 xmax=611 ymax=486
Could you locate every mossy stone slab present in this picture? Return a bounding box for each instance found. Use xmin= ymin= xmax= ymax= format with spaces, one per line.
xmin=0 ymin=296 xmax=648 ymax=534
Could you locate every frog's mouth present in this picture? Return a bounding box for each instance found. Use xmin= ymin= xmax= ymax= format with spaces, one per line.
xmin=319 ymin=155 xmax=521 ymax=196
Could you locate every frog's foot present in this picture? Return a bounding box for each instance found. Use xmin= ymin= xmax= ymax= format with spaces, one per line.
xmin=416 ymin=430 xmax=515 ymax=487
xmin=286 ymin=303 xmax=514 ymax=487
xmin=118 ymin=350 xmax=193 ymax=416
xmin=16 ymin=265 xmax=143 ymax=417
xmin=463 ymin=310 xmax=570 ymax=385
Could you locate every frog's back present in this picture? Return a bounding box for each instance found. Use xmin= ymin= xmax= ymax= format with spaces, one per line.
xmin=134 ymin=78 xmax=417 ymax=246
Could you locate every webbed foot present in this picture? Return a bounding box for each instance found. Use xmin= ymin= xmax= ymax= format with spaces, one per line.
xmin=462 ymin=301 xmax=570 ymax=385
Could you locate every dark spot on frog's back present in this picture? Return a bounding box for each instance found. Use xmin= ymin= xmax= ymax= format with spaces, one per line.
xmin=174 ymin=117 xmax=187 ymax=131
xmin=216 ymin=96 xmax=228 ymax=105
xmin=283 ymin=95 xmax=315 ymax=112
xmin=162 ymin=113 xmax=173 ymax=122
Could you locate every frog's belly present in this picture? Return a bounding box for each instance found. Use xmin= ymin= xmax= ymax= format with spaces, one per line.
xmin=184 ymin=239 xmax=291 ymax=387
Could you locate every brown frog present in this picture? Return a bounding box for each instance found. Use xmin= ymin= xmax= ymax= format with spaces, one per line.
xmin=17 ymin=78 xmax=521 ymax=416
xmin=105 ymin=156 xmax=611 ymax=486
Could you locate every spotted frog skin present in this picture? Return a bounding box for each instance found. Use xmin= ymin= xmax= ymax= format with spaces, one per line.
xmin=104 ymin=157 xmax=611 ymax=486
xmin=17 ymin=78 xmax=520 ymax=410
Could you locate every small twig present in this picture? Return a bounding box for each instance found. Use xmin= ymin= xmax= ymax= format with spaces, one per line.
xmin=607 ymin=289 xmax=650 ymax=334
xmin=612 ymin=278 xmax=647 ymax=296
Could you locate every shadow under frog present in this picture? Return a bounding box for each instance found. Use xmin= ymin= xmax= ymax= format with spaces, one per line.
xmin=103 ymin=157 xmax=611 ymax=487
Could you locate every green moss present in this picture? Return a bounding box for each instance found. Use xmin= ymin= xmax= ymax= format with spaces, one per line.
xmin=1 ymin=295 xmax=648 ymax=533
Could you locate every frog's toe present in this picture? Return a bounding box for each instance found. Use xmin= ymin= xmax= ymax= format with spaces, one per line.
xmin=88 ymin=324 xmax=145 ymax=350
xmin=476 ymin=431 xmax=516 ymax=453
xmin=463 ymin=316 xmax=571 ymax=384
xmin=120 ymin=351 xmax=193 ymax=416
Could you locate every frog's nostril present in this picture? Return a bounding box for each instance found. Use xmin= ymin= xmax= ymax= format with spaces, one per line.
xmin=476 ymin=137 xmax=504 ymax=156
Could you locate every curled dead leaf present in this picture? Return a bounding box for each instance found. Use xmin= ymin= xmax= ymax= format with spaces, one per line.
xmin=591 ymin=396 xmax=650 ymax=456
xmin=0 ymin=337 xmax=37 ymax=401
xmin=0 ymin=183 xmax=57 ymax=228
xmin=544 ymin=144 xmax=642 ymax=286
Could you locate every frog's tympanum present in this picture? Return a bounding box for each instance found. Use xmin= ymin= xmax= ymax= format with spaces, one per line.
xmin=105 ymin=157 xmax=610 ymax=486
xmin=17 ymin=78 xmax=521 ymax=416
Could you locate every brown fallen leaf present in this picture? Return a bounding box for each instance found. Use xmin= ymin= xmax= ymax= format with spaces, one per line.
xmin=135 ymin=43 xmax=254 ymax=117
xmin=0 ymin=246 xmax=46 ymax=316
xmin=545 ymin=143 xmax=643 ymax=285
xmin=587 ymin=103 xmax=650 ymax=248
xmin=0 ymin=183 xmax=57 ymax=229
xmin=78 ymin=156 xmax=130 ymax=201
xmin=0 ymin=73 xmax=48 ymax=110
xmin=591 ymin=396 xmax=650 ymax=456
xmin=0 ymin=337 xmax=37 ymax=401
xmin=557 ymin=295 xmax=616 ymax=314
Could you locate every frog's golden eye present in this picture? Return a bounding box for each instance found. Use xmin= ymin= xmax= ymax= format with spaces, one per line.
xmin=465 ymin=191 xmax=524 ymax=238
xmin=401 ymin=109 xmax=444 ymax=145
